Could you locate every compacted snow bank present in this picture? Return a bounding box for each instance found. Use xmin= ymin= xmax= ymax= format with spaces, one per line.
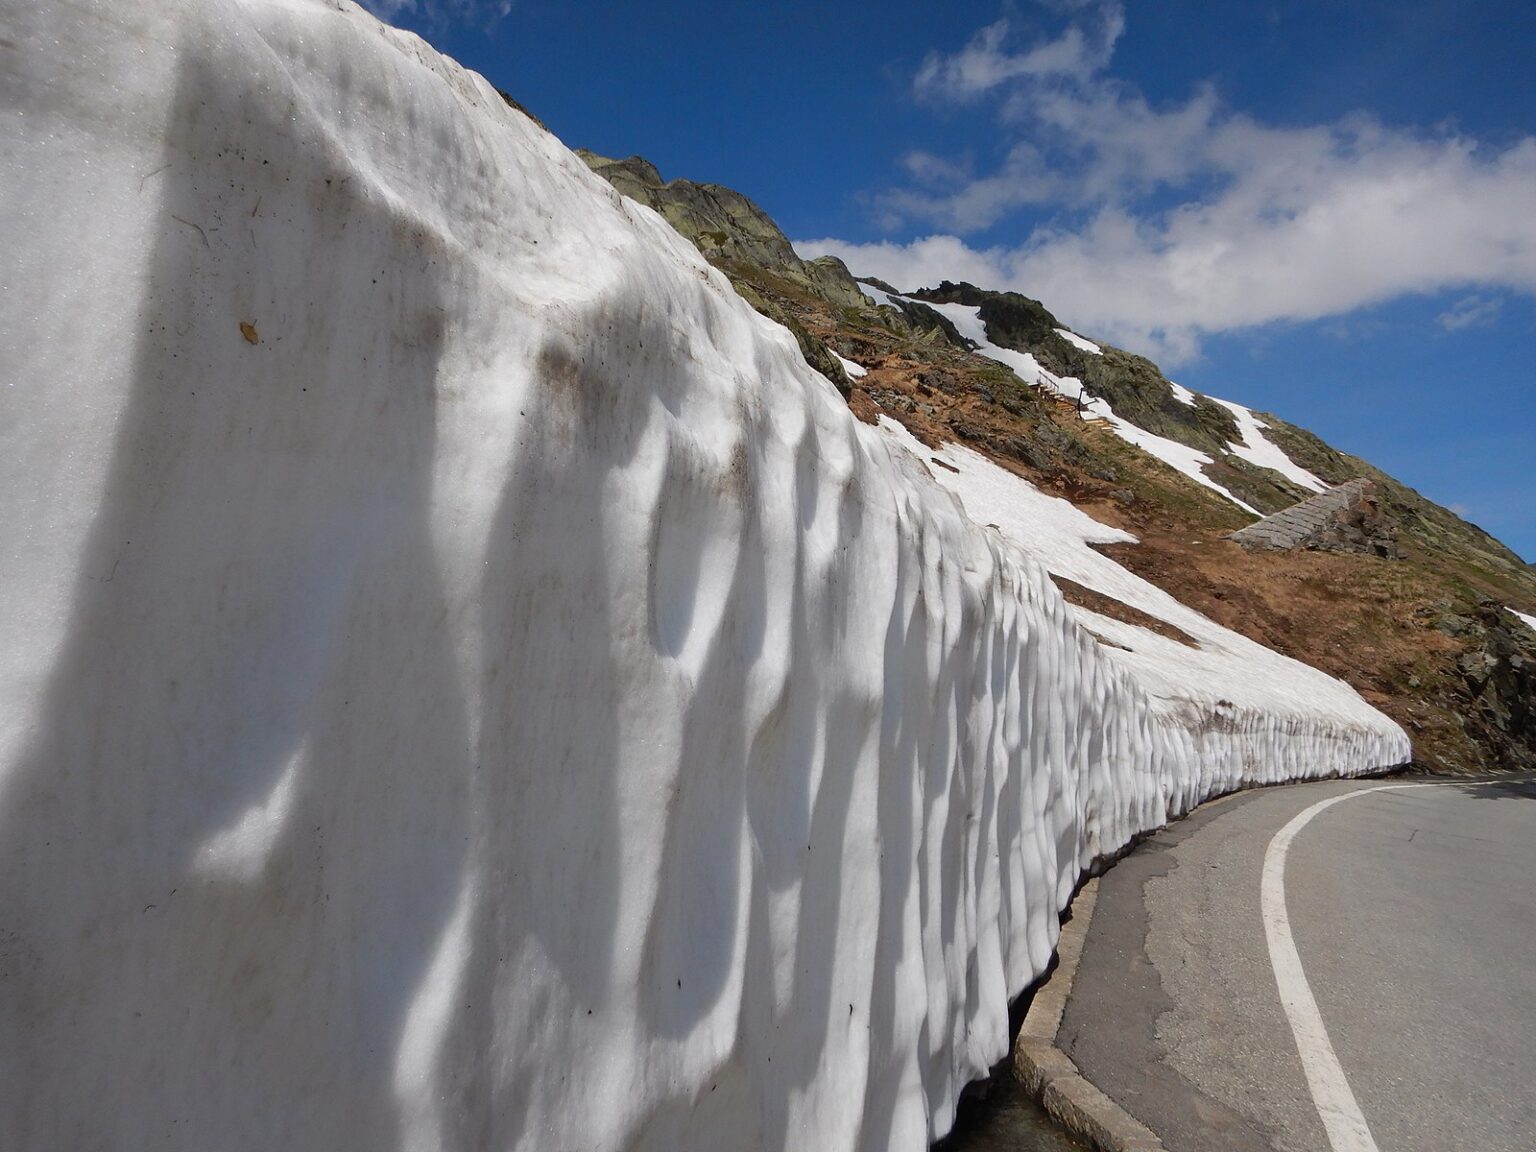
xmin=883 ymin=422 xmax=1399 ymax=796
xmin=0 ymin=3 xmax=1408 ymax=1151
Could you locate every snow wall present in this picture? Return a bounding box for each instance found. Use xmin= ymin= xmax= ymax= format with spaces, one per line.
xmin=0 ymin=2 xmax=1409 ymax=1150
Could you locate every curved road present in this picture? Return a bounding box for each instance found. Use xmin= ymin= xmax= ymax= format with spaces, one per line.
xmin=1057 ymin=775 xmax=1536 ymax=1152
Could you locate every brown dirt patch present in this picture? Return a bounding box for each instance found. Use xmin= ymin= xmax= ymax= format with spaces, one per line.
xmin=1097 ymin=530 xmax=1480 ymax=770
xmin=1049 ymin=575 xmax=1200 ymax=649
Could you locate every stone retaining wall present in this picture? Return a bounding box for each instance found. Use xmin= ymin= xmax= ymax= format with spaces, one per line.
xmin=1230 ymin=480 xmax=1396 ymax=555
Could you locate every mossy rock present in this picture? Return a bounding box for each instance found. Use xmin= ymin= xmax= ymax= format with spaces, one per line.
xmin=577 ymin=150 xmax=869 ymax=312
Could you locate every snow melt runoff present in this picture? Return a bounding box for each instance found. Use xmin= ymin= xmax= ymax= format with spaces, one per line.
xmin=0 ymin=3 xmax=1408 ymax=1151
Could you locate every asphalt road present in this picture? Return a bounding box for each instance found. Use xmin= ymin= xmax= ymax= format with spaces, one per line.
xmin=1057 ymin=775 xmax=1536 ymax=1152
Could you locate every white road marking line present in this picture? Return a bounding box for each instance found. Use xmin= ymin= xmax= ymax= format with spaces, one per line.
xmin=1261 ymin=781 xmax=1461 ymax=1152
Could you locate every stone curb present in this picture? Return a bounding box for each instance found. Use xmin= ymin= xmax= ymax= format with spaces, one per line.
xmin=1013 ymin=878 xmax=1168 ymax=1152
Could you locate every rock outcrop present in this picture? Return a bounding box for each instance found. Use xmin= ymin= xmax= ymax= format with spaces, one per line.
xmin=575 ymin=151 xmax=868 ymax=311
xmin=577 ymin=151 xmax=871 ymax=393
xmin=1435 ymin=602 xmax=1536 ymax=771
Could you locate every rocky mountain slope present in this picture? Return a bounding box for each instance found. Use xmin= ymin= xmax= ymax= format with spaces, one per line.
xmin=582 ymin=153 xmax=1536 ymax=773
xmin=575 ymin=151 xmax=868 ymax=390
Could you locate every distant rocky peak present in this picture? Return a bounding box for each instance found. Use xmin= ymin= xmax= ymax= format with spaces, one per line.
xmin=576 ymin=149 xmax=868 ymax=312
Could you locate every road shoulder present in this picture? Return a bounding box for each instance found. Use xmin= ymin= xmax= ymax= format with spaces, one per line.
xmin=1011 ymin=879 xmax=1166 ymax=1151
xmin=1026 ymin=779 xmax=1381 ymax=1152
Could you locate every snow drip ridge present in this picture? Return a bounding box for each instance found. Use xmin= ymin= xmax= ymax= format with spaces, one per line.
xmin=0 ymin=3 xmax=1410 ymax=1151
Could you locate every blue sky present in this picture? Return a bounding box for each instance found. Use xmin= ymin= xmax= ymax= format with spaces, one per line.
xmin=369 ymin=0 xmax=1534 ymax=561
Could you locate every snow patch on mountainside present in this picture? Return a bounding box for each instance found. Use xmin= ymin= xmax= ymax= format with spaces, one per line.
xmin=1511 ymin=608 xmax=1536 ymax=635
xmin=863 ymin=288 xmax=1265 ymax=515
xmin=856 ymin=281 xmax=906 ymax=312
xmin=834 ymin=351 xmax=868 ymax=378
xmin=1099 ymin=415 xmax=1262 ymax=516
xmin=1211 ymin=398 xmax=1329 ymax=493
xmin=0 ymin=4 xmax=1407 ymax=1151
xmin=1054 ymin=327 xmax=1102 ymax=355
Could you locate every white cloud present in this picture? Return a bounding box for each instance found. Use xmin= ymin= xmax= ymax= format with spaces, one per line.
xmin=1437 ymin=294 xmax=1504 ymax=331
xmin=872 ymin=144 xmax=1058 ymax=232
xmin=799 ymin=5 xmax=1536 ymax=364
xmin=795 ymin=234 xmax=1013 ymax=297
xmin=899 ymin=150 xmax=974 ymax=187
xmin=915 ymin=8 xmax=1124 ymax=101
